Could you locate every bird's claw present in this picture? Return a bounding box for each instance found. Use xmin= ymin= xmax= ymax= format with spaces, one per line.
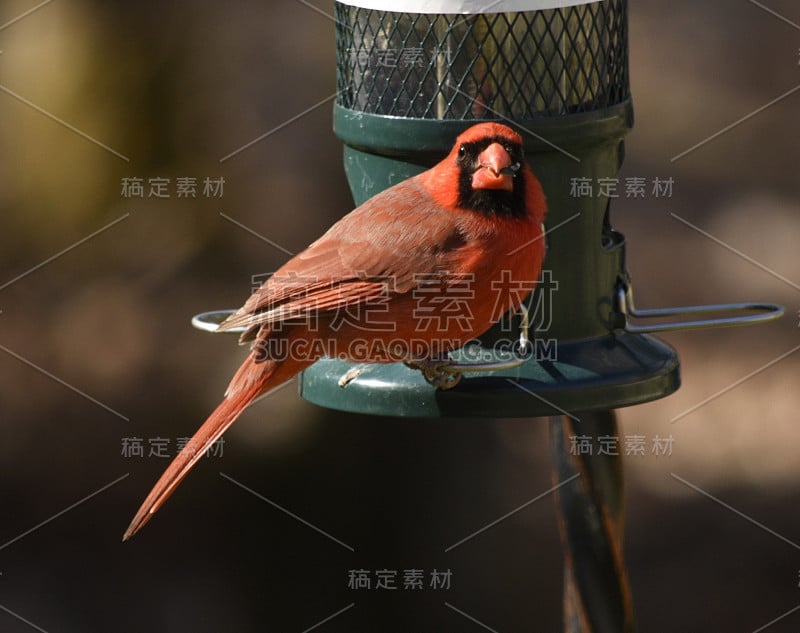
xmin=405 ymin=358 xmax=463 ymax=390
xmin=338 ymin=365 xmax=367 ymax=388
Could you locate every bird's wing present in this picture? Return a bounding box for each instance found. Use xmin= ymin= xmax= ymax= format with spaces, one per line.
xmin=218 ymin=179 xmax=466 ymax=340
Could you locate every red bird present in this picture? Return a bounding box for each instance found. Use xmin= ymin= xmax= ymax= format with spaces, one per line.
xmin=123 ymin=122 xmax=546 ymax=540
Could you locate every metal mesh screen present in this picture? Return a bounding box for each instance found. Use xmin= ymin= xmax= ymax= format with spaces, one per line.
xmin=335 ymin=1 xmax=629 ymax=119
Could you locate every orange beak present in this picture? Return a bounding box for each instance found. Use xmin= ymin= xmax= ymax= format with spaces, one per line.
xmin=471 ymin=142 xmax=515 ymax=192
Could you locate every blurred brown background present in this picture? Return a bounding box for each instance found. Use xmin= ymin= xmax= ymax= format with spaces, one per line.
xmin=0 ymin=0 xmax=798 ymax=631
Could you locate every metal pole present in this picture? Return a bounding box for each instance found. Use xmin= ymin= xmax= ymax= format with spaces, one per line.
xmin=550 ymin=410 xmax=634 ymax=632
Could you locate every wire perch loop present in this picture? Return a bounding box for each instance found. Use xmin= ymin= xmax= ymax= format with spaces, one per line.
xmin=191 ymin=310 xmax=238 ymax=333
xmin=612 ymin=274 xmax=784 ymax=333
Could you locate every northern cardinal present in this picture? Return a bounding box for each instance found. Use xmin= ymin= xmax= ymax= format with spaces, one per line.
xmin=123 ymin=122 xmax=546 ymax=540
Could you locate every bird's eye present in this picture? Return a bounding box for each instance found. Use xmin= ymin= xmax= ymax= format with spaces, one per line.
xmin=457 ymin=145 xmax=466 ymax=160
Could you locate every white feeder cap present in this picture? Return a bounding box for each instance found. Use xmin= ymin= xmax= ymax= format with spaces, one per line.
xmin=335 ymin=0 xmax=597 ymax=13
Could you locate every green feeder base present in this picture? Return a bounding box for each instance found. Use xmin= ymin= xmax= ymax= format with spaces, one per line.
xmin=299 ymin=332 xmax=679 ymax=418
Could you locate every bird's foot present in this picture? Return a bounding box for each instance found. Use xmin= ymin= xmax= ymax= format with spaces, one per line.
xmin=405 ymin=357 xmax=462 ymax=390
xmin=338 ymin=364 xmax=368 ymax=388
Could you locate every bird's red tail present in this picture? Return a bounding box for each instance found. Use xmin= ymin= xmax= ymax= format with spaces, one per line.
xmin=124 ymin=332 xmax=315 ymax=541
xmin=122 ymin=343 xmax=315 ymax=540
xmin=122 ymin=381 xmax=260 ymax=541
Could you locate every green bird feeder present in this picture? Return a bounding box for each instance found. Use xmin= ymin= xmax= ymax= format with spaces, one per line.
xmin=290 ymin=0 xmax=782 ymax=417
